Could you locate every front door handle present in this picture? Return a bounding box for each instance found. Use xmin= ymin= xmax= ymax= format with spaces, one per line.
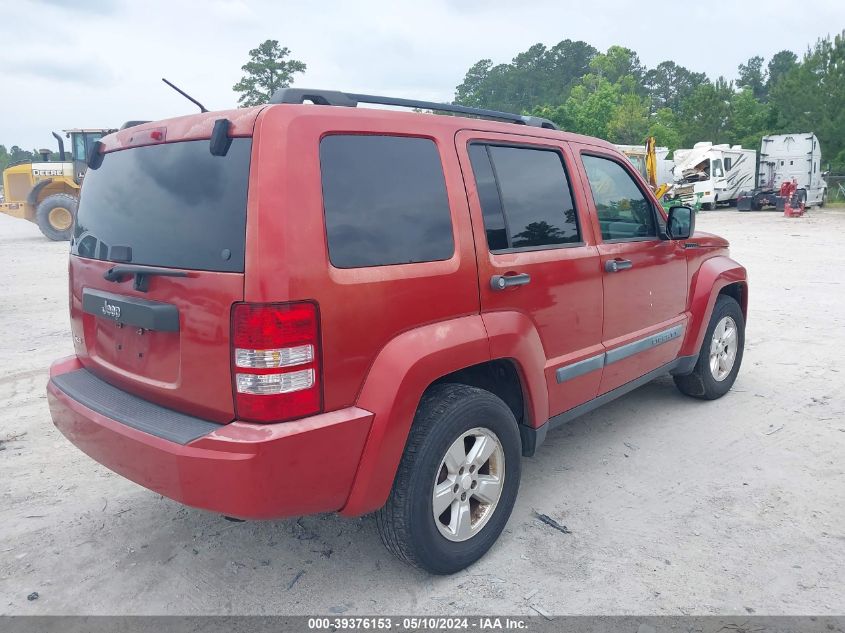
xmin=605 ymin=258 xmax=633 ymax=273
xmin=490 ymin=273 xmax=531 ymax=290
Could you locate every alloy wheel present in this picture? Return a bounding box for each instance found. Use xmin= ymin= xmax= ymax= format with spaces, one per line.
xmin=432 ymin=427 xmax=505 ymax=542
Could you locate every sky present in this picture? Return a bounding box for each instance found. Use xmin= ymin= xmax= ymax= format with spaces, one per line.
xmin=2 ymin=0 xmax=843 ymax=150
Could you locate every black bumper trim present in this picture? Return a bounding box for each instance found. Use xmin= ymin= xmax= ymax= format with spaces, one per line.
xmin=51 ymin=369 xmax=221 ymax=445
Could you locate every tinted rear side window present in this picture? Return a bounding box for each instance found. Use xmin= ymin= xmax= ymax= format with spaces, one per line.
xmin=320 ymin=135 xmax=454 ymax=268
xmin=73 ymin=139 xmax=251 ymax=272
xmin=469 ymin=144 xmax=580 ymax=251
xmin=467 ymin=144 xmax=508 ymax=251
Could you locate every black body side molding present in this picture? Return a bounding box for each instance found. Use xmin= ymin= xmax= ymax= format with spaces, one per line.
xmin=521 ymin=355 xmax=698 ymax=456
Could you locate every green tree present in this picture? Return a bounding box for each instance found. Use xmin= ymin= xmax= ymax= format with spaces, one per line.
xmin=678 ymin=77 xmax=734 ymax=145
xmin=730 ymin=88 xmax=772 ymax=147
xmin=737 ymin=55 xmax=767 ymax=100
xmin=453 ymin=39 xmax=597 ymax=113
xmin=559 ymin=74 xmax=621 ymax=138
xmin=766 ymin=50 xmax=798 ymax=92
xmin=233 ymin=39 xmax=306 ymax=107
xmin=8 ymin=146 xmax=35 ymax=164
xmin=608 ymin=93 xmax=650 ymax=144
xmin=647 ymin=108 xmax=683 ymax=150
xmin=589 ymin=45 xmax=645 ymax=88
xmin=454 ymin=59 xmax=494 ymax=107
xmin=456 ymin=33 xmax=845 ymax=169
xmin=643 ymin=61 xmax=708 ymax=112
xmin=770 ymin=32 xmax=845 ymax=168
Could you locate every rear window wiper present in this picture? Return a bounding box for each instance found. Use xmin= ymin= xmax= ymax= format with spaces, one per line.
xmin=103 ymin=265 xmax=188 ymax=292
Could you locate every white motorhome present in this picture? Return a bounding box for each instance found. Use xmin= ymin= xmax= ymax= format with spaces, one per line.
xmin=758 ymin=133 xmax=827 ymax=206
xmin=671 ymin=142 xmax=756 ymax=209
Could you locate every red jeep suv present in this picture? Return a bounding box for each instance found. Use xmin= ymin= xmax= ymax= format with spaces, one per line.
xmin=47 ymin=89 xmax=747 ymax=574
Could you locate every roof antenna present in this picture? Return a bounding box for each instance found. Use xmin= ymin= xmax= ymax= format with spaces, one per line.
xmin=162 ymin=77 xmax=208 ymax=113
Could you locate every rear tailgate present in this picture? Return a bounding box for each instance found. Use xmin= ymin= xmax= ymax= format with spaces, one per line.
xmin=69 ymin=131 xmax=254 ymax=423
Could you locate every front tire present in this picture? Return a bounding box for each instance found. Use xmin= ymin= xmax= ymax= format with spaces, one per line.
xmin=36 ymin=193 xmax=77 ymax=241
xmin=376 ymin=383 xmax=522 ymax=574
xmin=674 ymin=294 xmax=745 ymax=400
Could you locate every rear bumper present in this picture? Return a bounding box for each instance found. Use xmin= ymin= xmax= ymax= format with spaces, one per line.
xmin=47 ymin=356 xmax=373 ymax=519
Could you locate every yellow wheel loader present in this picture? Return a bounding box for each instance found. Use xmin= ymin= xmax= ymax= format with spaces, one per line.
xmin=1 ymin=129 xmax=113 ymax=240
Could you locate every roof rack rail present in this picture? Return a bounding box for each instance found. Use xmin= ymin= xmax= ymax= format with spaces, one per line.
xmin=269 ymin=88 xmax=559 ymax=130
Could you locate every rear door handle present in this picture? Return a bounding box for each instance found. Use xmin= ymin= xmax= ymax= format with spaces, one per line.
xmin=490 ymin=273 xmax=531 ymax=290
xmin=605 ymin=259 xmax=633 ymax=273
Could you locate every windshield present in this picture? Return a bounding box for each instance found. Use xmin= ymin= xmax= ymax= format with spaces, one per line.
xmin=72 ymin=135 xmax=86 ymax=162
xmin=72 ymin=138 xmax=251 ymax=272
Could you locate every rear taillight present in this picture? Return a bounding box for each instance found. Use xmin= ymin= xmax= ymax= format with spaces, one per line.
xmin=231 ymin=302 xmax=321 ymax=423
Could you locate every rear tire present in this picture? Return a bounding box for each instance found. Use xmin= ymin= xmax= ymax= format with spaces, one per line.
xmin=701 ymin=202 xmax=714 ymax=211
xmin=36 ymin=193 xmax=77 ymax=241
xmin=674 ymin=295 xmax=745 ymax=400
xmin=376 ymin=383 xmax=522 ymax=574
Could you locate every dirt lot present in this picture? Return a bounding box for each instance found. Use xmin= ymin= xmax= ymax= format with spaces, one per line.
xmin=1 ymin=208 xmax=843 ymax=616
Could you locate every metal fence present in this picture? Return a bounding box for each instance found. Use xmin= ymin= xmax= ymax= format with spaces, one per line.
xmin=826 ymin=174 xmax=845 ymax=202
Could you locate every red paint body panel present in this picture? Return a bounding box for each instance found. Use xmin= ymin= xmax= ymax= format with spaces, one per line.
xmin=245 ymin=107 xmax=481 ymax=413
xmin=680 ymin=254 xmax=748 ymax=357
xmin=598 ymin=317 xmax=687 ymax=393
xmin=48 ymin=102 xmax=749 ymax=522
xmin=568 ymin=143 xmax=690 ymax=393
xmin=482 ymin=310 xmax=552 ymax=424
xmin=341 ymin=316 xmax=490 ymax=516
xmin=49 ymin=356 xmax=371 ymax=519
xmin=455 ymin=131 xmax=605 ymax=418
xmin=69 ymin=256 xmax=244 ymax=423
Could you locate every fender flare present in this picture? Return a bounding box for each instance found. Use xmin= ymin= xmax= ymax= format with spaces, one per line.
xmin=680 ymin=255 xmax=748 ymax=358
xmin=26 ymin=180 xmax=53 ymax=206
xmin=26 ymin=177 xmax=80 ymax=207
xmin=340 ymin=315 xmax=491 ymax=516
xmin=340 ymin=311 xmax=550 ymax=516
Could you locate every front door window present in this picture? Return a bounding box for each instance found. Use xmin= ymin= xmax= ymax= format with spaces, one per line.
xmin=581 ymin=155 xmax=657 ymax=241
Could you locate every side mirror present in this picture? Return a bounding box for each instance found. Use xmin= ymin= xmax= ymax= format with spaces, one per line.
xmin=667 ymin=205 xmax=694 ymax=240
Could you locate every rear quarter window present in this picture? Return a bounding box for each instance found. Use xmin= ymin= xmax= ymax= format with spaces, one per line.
xmin=319 ymin=135 xmax=454 ymax=268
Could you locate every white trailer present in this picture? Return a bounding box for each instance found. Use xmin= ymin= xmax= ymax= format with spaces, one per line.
xmin=671 ymin=142 xmax=756 ymax=209
xmin=758 ymin=133 xmax=827 ymax=206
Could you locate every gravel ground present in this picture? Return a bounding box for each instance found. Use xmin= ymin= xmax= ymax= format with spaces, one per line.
xmin=0 ymin=208 xmax=843 ymax=616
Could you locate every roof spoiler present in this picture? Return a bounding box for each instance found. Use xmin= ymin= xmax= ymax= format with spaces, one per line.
xmin=120 ymin=121 xmax=152 ymax=130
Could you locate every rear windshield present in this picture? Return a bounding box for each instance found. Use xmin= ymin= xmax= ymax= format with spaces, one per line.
xmin=72 ymin=139 xmax=251 ymax=272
